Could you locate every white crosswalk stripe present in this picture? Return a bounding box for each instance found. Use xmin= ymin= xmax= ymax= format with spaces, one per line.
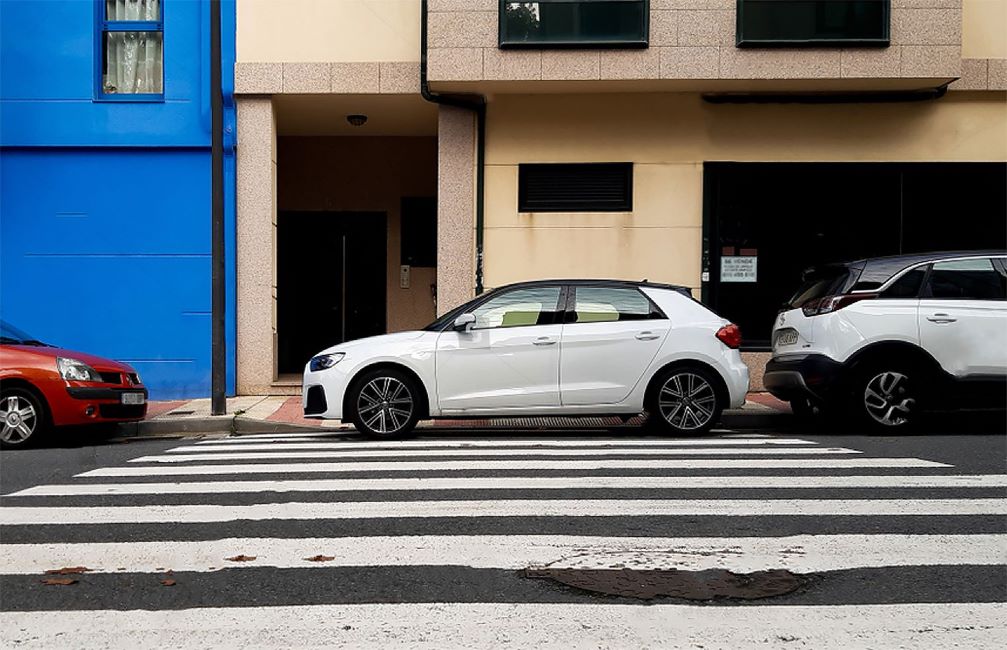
xmin=1 ymin=430 xmax=1004 ymax=649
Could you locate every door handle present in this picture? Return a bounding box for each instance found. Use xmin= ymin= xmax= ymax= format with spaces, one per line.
xmin=636 ymin=331 xmax=661 ymax=341
xmin=533 ymin=337 xmax=556 ymax=346
xmin=926 ymin=313 xmax=957 ymax=324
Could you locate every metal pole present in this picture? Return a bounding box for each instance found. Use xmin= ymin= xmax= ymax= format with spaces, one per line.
xmin=210 ymin=0 xmax=226 ymax=415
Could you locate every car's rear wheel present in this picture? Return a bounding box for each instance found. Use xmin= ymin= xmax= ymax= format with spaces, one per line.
xmin=348 ymin=368 xmax=421 ymax=439
xmin=646 ymin=366 xmax=722 ymax=436
xmin=852 ymin=361 xmax=920 ymax=432
xmin=0 ymin=386 xmax=47 ymax=449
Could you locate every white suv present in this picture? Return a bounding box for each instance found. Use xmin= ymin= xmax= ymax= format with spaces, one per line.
xmin=765 ymin=251 xmax=1007 ymax=429
xmin=303 ymin=280 xmax=749 ymax=437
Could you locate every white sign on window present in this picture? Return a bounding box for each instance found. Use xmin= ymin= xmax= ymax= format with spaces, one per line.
xmin=720 ymin=256 xmax=757 ymax=283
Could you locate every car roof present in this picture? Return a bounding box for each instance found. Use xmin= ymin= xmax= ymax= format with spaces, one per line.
xmin=490 ymin=279 xmax=693 ymax=294
xmin=805 ymin=250 xmax=1006 ymax=288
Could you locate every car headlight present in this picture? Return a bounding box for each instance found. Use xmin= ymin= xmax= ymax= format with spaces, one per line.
xmin=309 ymin=353 xmax=345 ymax=372
xmin=57 ymin=357 xmax=101 ymax=382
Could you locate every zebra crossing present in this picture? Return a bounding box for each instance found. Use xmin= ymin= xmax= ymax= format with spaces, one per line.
xmin=1 ymin=430 xmax=1004 ymax=648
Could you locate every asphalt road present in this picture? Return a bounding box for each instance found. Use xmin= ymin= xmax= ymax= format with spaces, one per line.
xmin=0 ymin=419 xmax=1004 ymax=648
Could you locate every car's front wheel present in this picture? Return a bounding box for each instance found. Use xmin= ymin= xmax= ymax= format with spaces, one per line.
xmin=347 ymin=368 xmax=421 ymax=439
xmin=0 ymin=386 xmax=47 ymax=449
xmin=646 ymin=366 xmax=723 ymax=436
xmin=852 ymin=362 xmax=920 ymax=431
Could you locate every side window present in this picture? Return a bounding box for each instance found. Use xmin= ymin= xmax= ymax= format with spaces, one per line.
xmin=471 ymin=286 xmax=562 ymax=330
xmin=571 ymin=287 xmax=660 ymax=323
xmin=880 ymin=267 xmax=927 ymax=299
xmin=925 ymin=258 xmax=1005 ymax=301
xmin=99 ymin=0 xmax=164 ymax=98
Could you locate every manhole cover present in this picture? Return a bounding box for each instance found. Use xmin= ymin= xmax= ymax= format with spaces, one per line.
xmin=523 ymin=567 xmax=806 ymax=601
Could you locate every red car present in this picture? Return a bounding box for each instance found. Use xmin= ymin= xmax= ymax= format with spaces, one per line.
xmin=0 ymin=320 xmax=147 ymax=448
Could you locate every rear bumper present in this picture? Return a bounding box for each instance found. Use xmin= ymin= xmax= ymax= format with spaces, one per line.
xmin=764 ymin=354 xmax=843 ymax=402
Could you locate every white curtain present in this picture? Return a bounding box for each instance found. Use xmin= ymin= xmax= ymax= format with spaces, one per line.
xmin=104 ymin=0 xmax=162 ymax=94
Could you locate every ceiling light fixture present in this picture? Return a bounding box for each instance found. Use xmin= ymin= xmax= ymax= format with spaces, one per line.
xmin=346 ymin=114 xmax=368 ymax=127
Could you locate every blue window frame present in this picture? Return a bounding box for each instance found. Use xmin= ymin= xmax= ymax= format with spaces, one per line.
xmin=95 ymin=0 xmax=164 ymax=101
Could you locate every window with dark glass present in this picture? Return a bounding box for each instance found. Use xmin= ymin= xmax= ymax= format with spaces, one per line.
xmin=519 ymin=163 xmax=633 ymax=212
xmin=925 ymin=259 xmax=1006 ymax=301
xmin=500 ymin=0 xmax=648 ymax=48
xmin=880 ymin=267 xmax=927 ymax=299
xmin=99 ymin=0 xmax=164 ymax=98
xmin=571 ymin=287 xmax=662 ymax=323
xmin=736 ymin=0 xmax=890 ymax=47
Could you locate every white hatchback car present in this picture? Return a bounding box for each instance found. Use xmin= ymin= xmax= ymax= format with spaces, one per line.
xmin=303 ymin=280 xmax=749 ymax=437
xmin=766 ymin=251 xmax=1007 ymax=429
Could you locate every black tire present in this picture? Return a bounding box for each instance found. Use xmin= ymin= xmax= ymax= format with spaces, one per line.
xmin=347 ymin=368 xmax=422 ymax=439
xmin=645 ymin=365 xmax=723 ymax=436
xmin=0 ymin=385 xmax=49 ymax=449
xmin=850 ymin=359 xmax=922 ymax=432
xmin=790 ymin=396 xmax=825 ymax=420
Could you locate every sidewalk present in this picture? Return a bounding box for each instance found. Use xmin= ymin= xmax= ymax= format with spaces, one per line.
xmin=122 ymin=393 xmax=792 ymax=437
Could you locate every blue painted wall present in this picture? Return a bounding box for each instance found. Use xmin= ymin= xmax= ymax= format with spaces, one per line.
xmin=0 ymin=0 xmax=237 ymax=400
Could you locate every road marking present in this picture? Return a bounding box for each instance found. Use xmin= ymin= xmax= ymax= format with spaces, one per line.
xmin=191 ymin=437 xmax=820 ymax=448
xmin=0 ymin=534 xmax=1001 ymax=575
xmin=2 ymin=498 xmax=1001 ymax=525
xmin=2 ymin=603 xmax=1003 ymax=649
xmin=78 ymin=457 xmax=949 ymax=477
xmin=137 ymin=448 xmax=861 ymax=462
xmin=10 ymin=474 xmax=1005 ymax=497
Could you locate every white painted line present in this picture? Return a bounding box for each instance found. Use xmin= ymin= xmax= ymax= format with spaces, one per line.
xmin=174 ymin=442 xmax=835 ymax=454
xmin=79 ymin=457 xmax=949 ymax=477
xmin=0 ymin=534 xmax=1001 ymax=575
xmin=2 ymin=498 xmax=1001 ymax=525
xmin=11 ymin=474 xmax=1005 ymax=497
xmin=3 ymin=603 xmax=1004 ymax=649
xmin=139 ymin=448 xmax=861 ymax=462
xmin=193 ymin=437 xmax=818 ymax=447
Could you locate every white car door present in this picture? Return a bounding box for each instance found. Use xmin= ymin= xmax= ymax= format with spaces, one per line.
xmin=435 ymin=285 xmax=564 ymax=411
xmin=560 ymin=285 xmax=669 ymax=406
xmin=918 ymin=257 xmax=1007 ymax=377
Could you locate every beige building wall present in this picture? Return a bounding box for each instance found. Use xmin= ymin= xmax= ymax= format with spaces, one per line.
xmin=963 ymin=0 xmax=1007 ymax=58
xmin=237 ymin=0 xmax=420 ymax=63
xmin=482 ymin=92 xmax=1007 ymax=292
xmin=277 ymin=136 xmax=439 ymax=334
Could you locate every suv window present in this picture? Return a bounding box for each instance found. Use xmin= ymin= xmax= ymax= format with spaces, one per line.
xmin=881 ymin=267 xmax=927 ymax=299
xmin=571 ymin=287 xmax=660 ymax=323
xmin=471 ymin=286 xmax=563 ymax=329
xmin=925 ymin=258 xmax=1006 ymax=301
xmin=788 ymin=266 xmax=857 ymax=309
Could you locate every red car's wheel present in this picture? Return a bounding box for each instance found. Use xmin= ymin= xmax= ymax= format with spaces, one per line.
xmin=0 ymin=386 xmax=48 ymax=449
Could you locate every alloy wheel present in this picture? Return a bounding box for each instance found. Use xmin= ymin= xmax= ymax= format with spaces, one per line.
xmin=0 ymin=395 xmax=38 ymax=445
xmin=357 ymin=376 xmax=414 ymax=435
xmin=658 ymin=372 xmax=717 ymax=431
xmin=863 ymin=371 xmax=915 ymax=427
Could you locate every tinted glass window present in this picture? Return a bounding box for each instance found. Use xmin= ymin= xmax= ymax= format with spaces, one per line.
xmin=881 ymin=267 xmax=926 ymax=299
xmin=787 ymin=267 xmax=855 ymax=308
xmin=472 ymin=286 xmax=563 ymax=329
xmin=926 ymin=259 xmax=1005 ymax=301
xmin=0 ymin=321 xmax=35 ymax=344
xmin=501 ymin=1 xmax=648 ymax=47
xmin=737 ymin=0 xmax=890 ymax=46
xmin=572 ymin=287 xmax=657 ymax=323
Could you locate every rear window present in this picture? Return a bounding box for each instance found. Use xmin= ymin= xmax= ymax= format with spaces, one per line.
xmin=787 ymin=266 xmax=859 ymax=309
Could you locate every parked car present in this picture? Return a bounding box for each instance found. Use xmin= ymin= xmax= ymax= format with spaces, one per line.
xmin=765 ymin=251 xmax=1007 ymax=429
xmin=0 ymin=321 xmax=148 ymax=448
xmin=303 ymin=280 xmax=748 ymax=437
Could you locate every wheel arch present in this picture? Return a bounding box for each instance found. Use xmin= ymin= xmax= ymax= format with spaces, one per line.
xmin=342 ymin=361 xmax=431 ymax=420
xmin=643 ymin=359 xmax=731 ymax=413
xmin=0 ymin=377 xmax=50 ymax=415
xmin=845 ymin=340 xmax=946 ymax=378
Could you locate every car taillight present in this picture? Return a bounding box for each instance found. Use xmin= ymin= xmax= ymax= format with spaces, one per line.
xmin=715 ymin=323 xmax=742 ymax=349
xmin=801 ymin=293 xmax=876 ymax=317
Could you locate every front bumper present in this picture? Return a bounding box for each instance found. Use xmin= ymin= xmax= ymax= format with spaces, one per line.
xmin=764 ymin=354 xmax=843 ymax=402
xmin=302 ymin=364 xmax=350 ymax=420
xmin=47 ymin=384 xmax=149 ymax=425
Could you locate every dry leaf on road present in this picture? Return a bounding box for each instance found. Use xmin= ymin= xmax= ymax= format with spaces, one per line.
xmin=225 ymin=554 xmax=257 ymax=562
xmin=304 ymin=555 xmax=336 ymax=562
xmin=160 ymin=579 xmax=177 ymax=587
xmin=44 ymin=567 xmax=90 ymax=575
xmin=41 ymin=578 xmax=78 ymax=586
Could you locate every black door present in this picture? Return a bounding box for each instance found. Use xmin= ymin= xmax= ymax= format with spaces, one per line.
xmin=277 ymin=211 xmax=387 ymax=374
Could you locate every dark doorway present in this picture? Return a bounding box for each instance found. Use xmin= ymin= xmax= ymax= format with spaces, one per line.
xmin=277 ymin=211 xmax=387 ymax=374
xmin=703 ymin=163 xmax=1007 ymax=348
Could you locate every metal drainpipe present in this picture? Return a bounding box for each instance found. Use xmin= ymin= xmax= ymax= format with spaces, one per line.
xmin=419 ymin=0 xmax=487 ymax=296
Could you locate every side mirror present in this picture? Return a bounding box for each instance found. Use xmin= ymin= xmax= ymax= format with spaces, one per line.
xmin=453 ymin=313 xmax=476 ymax=332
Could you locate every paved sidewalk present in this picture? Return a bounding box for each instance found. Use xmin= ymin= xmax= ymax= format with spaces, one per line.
xmin=121 ymin=393 xmax=791 ymax=437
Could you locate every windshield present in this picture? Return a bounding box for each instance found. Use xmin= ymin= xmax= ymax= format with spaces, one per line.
xmin=786 ymin=266 xmax=859 ymax=309
xmin=0 ymin=320 xmax=46 ymax=346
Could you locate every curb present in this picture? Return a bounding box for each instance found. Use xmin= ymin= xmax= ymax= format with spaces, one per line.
xmin=123 ymin=410 xmax=791 ymax=438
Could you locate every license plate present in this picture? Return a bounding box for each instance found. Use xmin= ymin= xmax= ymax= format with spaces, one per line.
xmin=121 ymin=392 xmax=145 ymax=405
xmin=775 ymin=329 xmax=799 ymax=347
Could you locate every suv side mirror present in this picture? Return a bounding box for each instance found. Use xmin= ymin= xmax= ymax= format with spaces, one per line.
xmin=453 ymin=313 xmax=476 ymax=332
